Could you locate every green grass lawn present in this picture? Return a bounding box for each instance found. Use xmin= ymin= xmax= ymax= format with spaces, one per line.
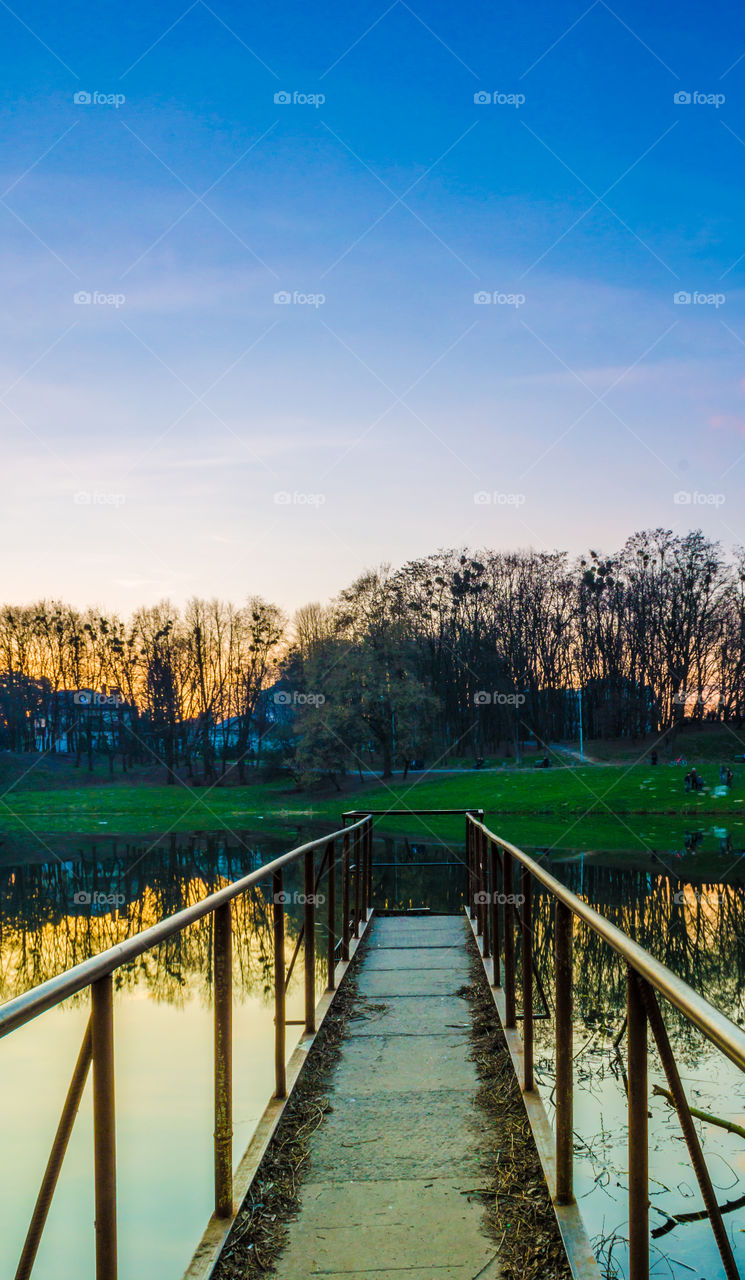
xmin=0 ymin=761 xmax=742 ymax=844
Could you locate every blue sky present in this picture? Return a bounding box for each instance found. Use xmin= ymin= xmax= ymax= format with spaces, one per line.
xmin=1 ymin=0 xmax=744 ymax=612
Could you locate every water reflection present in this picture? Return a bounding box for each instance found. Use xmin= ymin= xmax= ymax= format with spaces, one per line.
xmin=371 ymin=835 xmax=467 ymax=912
xmin=0 ymin=831 xmax=334 ymax=1003
xmin=4 ymin=828 xmax=745 ymax=1280
xmin=525 ymin=857 xmax=745 ymax=1279
xmin=0 ymin=830 xmax=332 ymax=1280
xmin=531 ymin=858 xmax=745 ymax=1037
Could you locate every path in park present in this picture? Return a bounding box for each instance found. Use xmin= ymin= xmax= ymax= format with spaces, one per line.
xmin=270 ymin=914 xmax=502 ymax=1279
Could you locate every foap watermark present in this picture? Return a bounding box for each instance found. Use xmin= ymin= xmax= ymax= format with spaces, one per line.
xmin=274 ymin=90 xmax=325 ymax=108
xmin=273 ymin=890 xmax=326 ymax=905
xmin=74 ymin=290 xmax=126 ymax=308
xmin=274 ymin=491 xmax=326 ymax=507
xmin=73 ymin=890 xmax=126 ymax=908
xmin=474 ymin=490 xmax=526 ymax=506
xmin=473 ymin=691 xmax=526 ymax=706
xmin=673 ymin=290 xmax=725 ymax=308
xmin=674 ymin=90 xmax=725 ymax=108
xmin=473 ymin=891 xmax=525 ymax=905
xmin=474 ymin=290 xmax=526 ymax=307
xmin=473 ymin=90 xmax=525 ymax=108
xmin=274 ymin=690 xmax=326 ymax=707
xmin=74 ymin=90 xmax=126 ymax=108
xmin=74 ymin=691 xmax=125 ymax=707
xmin=671 ymin=687 xmax=719 ymax=708
xmin=74 ymin=491 xmax=126 ymax=507
xmin=673 ymin=490 xmax=725 ymax=507
xmin=672 ymin=687 xmax=700 ymax=705
xmin=274 ymin=290 xmax=325 ymax=307
xmin=673 ymin=889 xmax=728 ymax=905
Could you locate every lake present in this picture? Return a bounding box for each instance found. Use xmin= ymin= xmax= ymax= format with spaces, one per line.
xmin=1 ymin=822 xmax=745 ymax=1278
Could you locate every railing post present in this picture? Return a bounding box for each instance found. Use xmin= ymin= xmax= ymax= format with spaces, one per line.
xmin=304 ymin=848 xmax=316 ymax=1033
xmin=627 ymin=967 xmax=649 ymax=1280
xmin=15 ymin=1023 xmax=93 ymax=1280
xmin=363 ymin=819 xmax=368 ymax=921
xmin=521 ymin=867 xmax=533 ymax=1091
xmin=213 ymin=902 xmax=232 ymax=1219
xmin=91 ymin=975 xmax=117 ymax=1280
xmin=342 ymin=830 xmax=350 ymax=961
xmin=475 ymin=825 xmax=484 ymax=937
xmin=368 ymin=819 xmax=373 ymax=921
xmin=465 ymin=818 xmax=472 ymax=913
xmin=367 ymin=818 xmax=373 ymax=916
xmin=481 ymin=828 xmax=490 ymax=957
xmin=489 ymin=840 xmax=500 ymax=987
xmin=326 ymin=839 xmax=336 ymax=991
xmin=503 ymin=848 xmax=516 ymax=1028
xmin=639 ymin=979 xmax=739 ymax=1280
xmin=353 ymin=826 xmax=361 ymax=939
xmin=555 ymin=900 xmax=573 ymax=1204
xmin=273 ymin=869 xmax=286 ymax=1097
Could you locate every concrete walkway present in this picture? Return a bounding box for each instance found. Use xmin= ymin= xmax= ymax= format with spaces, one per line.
xmin=270 ymin=915 xmax=500 ymax=1280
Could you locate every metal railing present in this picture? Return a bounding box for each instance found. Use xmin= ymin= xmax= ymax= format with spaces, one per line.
xmin=6 ymin=804 xmax=745 ymax=1280
xmin=0 ymin=814 xmax=373 ymax=1280
xmin=466 ymin=813 xmax=745 ymax=1280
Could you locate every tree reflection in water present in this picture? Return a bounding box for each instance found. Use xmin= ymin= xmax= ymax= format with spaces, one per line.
xmin=5 ymin=833 xmax=745 ymax=1277
xmin=0 ymin=831 xmax=330 ymax=1006
xmin=523 ymin=859 xmax=745 ymax=1280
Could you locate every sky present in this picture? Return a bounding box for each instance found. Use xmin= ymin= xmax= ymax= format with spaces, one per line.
xmin=1 ymin=0 xmax=744 ymax=614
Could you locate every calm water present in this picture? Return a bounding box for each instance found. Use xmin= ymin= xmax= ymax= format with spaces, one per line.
xmin=526 ymin=852 xmax=745 ymax=1280
xmin=2 ymin=825 xmax=745 ymax=1279
xmin=0 ymin=832 xmax=330 ymax=1280
xmin=375 ymin=830 xmax=745 ymax=1279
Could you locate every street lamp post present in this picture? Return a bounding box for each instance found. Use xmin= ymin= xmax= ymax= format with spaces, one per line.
xmin=578 ymin=687 xmax=584 ymax=764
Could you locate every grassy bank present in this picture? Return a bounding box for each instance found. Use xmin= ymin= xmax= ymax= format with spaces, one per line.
xmin=0 ymin=762 xmax=742 ymax=841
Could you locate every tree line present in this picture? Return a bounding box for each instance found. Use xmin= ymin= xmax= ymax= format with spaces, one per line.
xmin=0 ymin=527 xmax=743 ymax=782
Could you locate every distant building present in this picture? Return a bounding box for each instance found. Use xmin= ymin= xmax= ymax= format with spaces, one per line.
xmin=209 ymin=683 xmax=298 ymax=757
xmin=35 ymin=688 xmax=136 ymax=753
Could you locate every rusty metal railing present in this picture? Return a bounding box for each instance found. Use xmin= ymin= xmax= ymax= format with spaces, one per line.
xmin=465 ymin=813 xmax=745 ymax=1280
xmin=0 ymin=814 xmax=373 ymax=1280
xmin=8 ymin=803 xmax=740 ymax=1280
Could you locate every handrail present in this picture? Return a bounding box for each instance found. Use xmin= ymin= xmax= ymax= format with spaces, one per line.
xmin=465 ymin=812 xmax=743 ymax=1280
xmin=0 ymin=815 xmax=369 ymax=1040
xmin=10 ymin=804 xmax=742 ymax=1280
xmin=469 ymin=816 xmax=745 ymax=1073
xmin=4 ymin=812 xmax=374 ymax=1280
xmin=343 ymin=808 xmax=483 ymax=816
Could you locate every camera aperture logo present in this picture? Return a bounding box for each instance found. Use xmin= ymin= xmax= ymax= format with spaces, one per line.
xmin=473 ymin=90 xmax=525 ymax=108
xmin=74 ymin=91 xmax=126 ymax=108
xmin=274 ymin=690 xmax=325 ymax=707
xmin=74 ymin=691 xmax=125 ymax=707
xmin=474 ymin=490 xmax=525 ymax=507
xmin=274 ymin=490 xmax=325 ymax=507
xmin=673 ymin=91 xmax=725 ymax=108
xmin=274 ymin=91 xmax=325 ymax=108
xmin=673 ymin=290 xmax=725 ymax=308
xmin=74 ymin=890 xmax=125 ymax=908
xmin=673 ymin=490 xmax=725 ymax=507
xmin=273 ymin=890 xmax=326 ymax=905
xmin=473 ymin=891 xmax=525 ymax=905
xmin=74 ymin=290 xmax=126 ymax=308
xmin=474 ymin=290 xmax=526 ymax=308
xmin=473 ymin=691 xmax=525 ymax=706
xmin=274 ymin=290 xmax=325 ymax=308
xmin=74 ymin=491 xmax=126 ymax=507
